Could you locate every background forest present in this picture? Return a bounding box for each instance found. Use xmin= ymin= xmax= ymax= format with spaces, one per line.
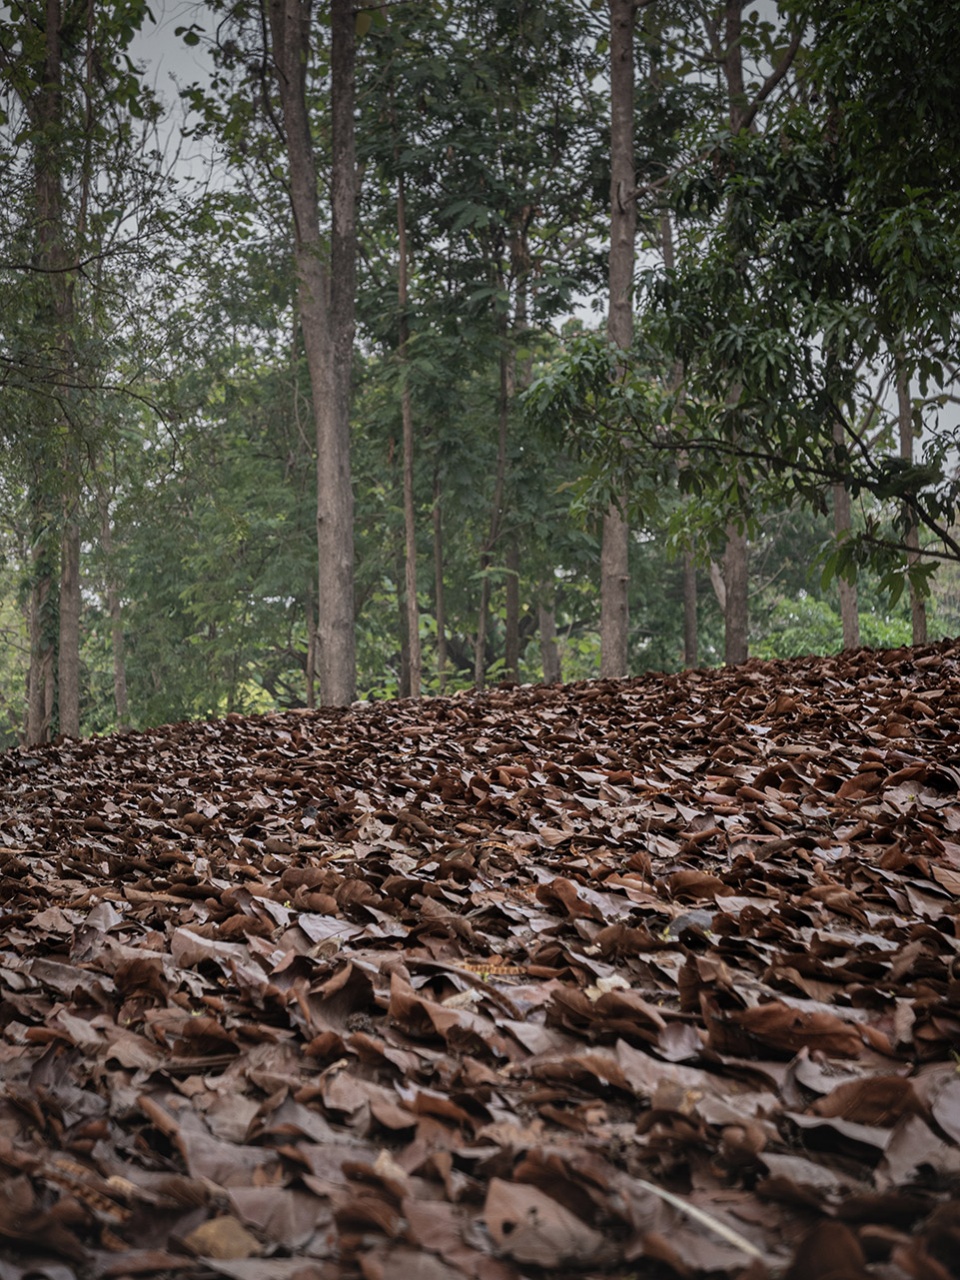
xmin=2 ymin=0 xmax=960 ymax=748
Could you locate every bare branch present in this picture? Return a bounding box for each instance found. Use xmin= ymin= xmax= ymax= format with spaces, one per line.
xmin=738 ymin=24 xmax=804 ymax=134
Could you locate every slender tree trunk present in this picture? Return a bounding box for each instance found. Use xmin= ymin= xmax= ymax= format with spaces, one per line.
xmin=683 ymin=552 xmax=698 ymax=668
xmin=720 ymin=4 xmax=750 ymax=666
xmin=26 ymin=0 xmax=75 ymax=743
xmin=538 ymin=580 xmax=562 ymax=683
xmin=832 ymin=421 xmax=860 ymax=649
xmin=897 ymin=363 xmax=928 ymax=645
xmin=432 ymin=469 xmax=448 ymax=693
xmin=601 ymin=0 xmax=637 ymax=679
xmin=98 ymin=492 xmax=129 ymax=730
xmin=504 ymin=537 xmax=520 ymax=682
xmin=396 ymin=170 xmax=421 ymax=697
xmin=660 ymin=207 xmax=698 ymax=671
xmin=305 ymin=582 xmax=316 ymax=709
xmin=474 ymin=322 xmax=512 ymax=689
xmin=723 ymin=526 xmax=749 ymax=665
xmin=395 ymin=546 xmax=411 ymax=698
xmin=27 ymin=544 xmax=54 ymax=746
xmin=267 ymin=0 xmax=356 ymax=706
xmin=58 ymin=495 xmax=81 ymax=737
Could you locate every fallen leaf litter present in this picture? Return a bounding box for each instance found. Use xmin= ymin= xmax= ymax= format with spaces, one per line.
xmin=1 ymin=641 xmax=959 ymax=1278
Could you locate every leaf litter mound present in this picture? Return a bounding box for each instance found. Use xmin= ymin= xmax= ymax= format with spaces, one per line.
xmin=2 ymin=642 xmax=960 ymax=1280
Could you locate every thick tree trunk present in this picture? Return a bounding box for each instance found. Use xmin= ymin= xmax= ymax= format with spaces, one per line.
xmin=504 ymin=537 xmax=520 ymax=682
xmin=832 ymin=422 xmax=860 ymax=649
xmin=538 ymin=580 xmax=562 ymax=684
xmin=268 ymin=0 xmax=356 ymax=706
xmin=602 ymin=0 xmax=637 ymax=679
xmin=397 ymin=170 xmax=421 ymax=697
xmin=723 ymin=525 xmax=749 ymax=665
xmin=683 ymin=552 xmax=698 ymax=668
xmin=897 ymin=364 xmax=928 ymax=645
xmin=432 ymin=469 xmax=448 ymax=694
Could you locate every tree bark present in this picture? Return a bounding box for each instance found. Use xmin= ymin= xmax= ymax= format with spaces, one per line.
xmin=832 ymin=421 xmax=860 ymax=649
xmin=538 ymin=580 xmax=562 ymax=684
xmin=683 ymin=552 xmax=698 ymax=668
xmin=101 ymin=503 xmax=130 ymax=728
xmin=27 ymin=542 xmax=55 ymax=746
xmin=305 ymin=581 xmax=317 ymax=709
xmin=26 ymin=0 xmax=75 ymax=743
xmin=897 ymin=364 xmax=928 ymax=645
xmin=601 ymin=0 xmax=637 ymax=679
xmin=719 ymin=3 xmax=750 ymax=667
xmin=395 ymin=546 xmax=411 ymax=698
xmin=397 ymin=169 xmax=421 ymax=697
xmin=432 ymin=469 xmax=448 ymax=693
xmin=504 ymin=537 xmax=520 ymax=682
xmin=474 ymin=323 xmax=512 ymax=690
xmin=58 ymin=495 xmax=81 ymax=738
xmin=723 ymin=525 xmax=749 ymax=665
xmin=267 ymin=0 xmax=356 ymax=706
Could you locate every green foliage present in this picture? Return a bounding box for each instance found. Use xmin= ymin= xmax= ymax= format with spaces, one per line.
xmin=2 ymin=0 xmax=958 ymax=745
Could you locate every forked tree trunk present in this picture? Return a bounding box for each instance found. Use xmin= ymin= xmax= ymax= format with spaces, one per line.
xmin=601 ymin=0 xmax=637 ymax=680
xmin=897 ymin=363 xmax=928 ymax=645
xmin=267 ymin=0 xmax=356 ymax=706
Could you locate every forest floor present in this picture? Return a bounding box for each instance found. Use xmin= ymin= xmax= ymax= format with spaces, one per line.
xmin=1 ymin=643 xmax=960 ymax=1280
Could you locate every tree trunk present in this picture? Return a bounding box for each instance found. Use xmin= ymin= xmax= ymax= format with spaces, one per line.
xmin=832 ymin=421 xmax=860 ymax=649
xmin=504 ymin=537 xmax=520 ymax=682
xmin=397 ymin=170 xmax=421 ymax=697
xmin=474 ymin=323 xmax=512 ymax=690
xmin=601 ymin=0 xmax=637 ymax=679
xmin=395 ymin=545 xmax=411 ymax=699
xmin=58 ymin=495 xmax=81 ymax=738
xmin=27 ymin=0 xmax=75 ymax=743
xmin=97 ymin=494 xmax=129 ymax=730
xmin=305 ymin=582 xmax=317 ymax=709
xmin=27 ymin=543 xmax=55 ymax=746
xmin=432 ymin=469 xmax=448 ymax=693
xmin=267 ymin=0 xmax=356 ymax=706
xmin=683 ymin=552 xmax=698 ymax=668
xmin=897 ymin=363 xmax=928 ymax=645
xmin=723 ymin=525 xmax=749 ymax=665
xmin=538 ymin=580 xmax=562 ymax=684
xmin=719 ymin=6 xmax=751 ymax=667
